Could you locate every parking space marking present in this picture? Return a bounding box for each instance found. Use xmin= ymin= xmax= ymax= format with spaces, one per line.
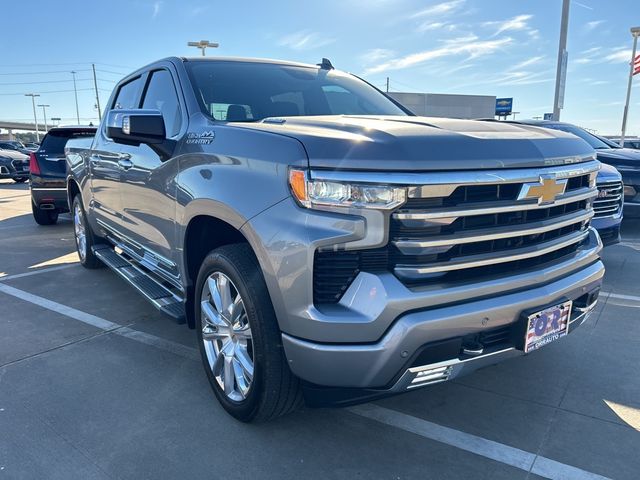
xmin=601 ymin=291 xmax=640 ymax=306
xmin=348 ymin=404 xmax=611 ymax=480
xmin=0 ymin=264 xmax=77 ymax=282
xmin=0 ymin=283 xmax=199 ymax=361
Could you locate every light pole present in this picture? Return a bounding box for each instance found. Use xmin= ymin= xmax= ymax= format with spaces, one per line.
xmin=37 ymin=104 xmax=50 ymax=132
xmin=621 ymin=26 xmax=640 ymax=144
xmin=24 ymin=93 xmax=41 ymax=142
xmin=552 ymin=0 xmax=570 ymax=121
xmin=71 ymin=71 xmax=80 ymax=124
xmin=187 ymin=40 xmax=219 ymax=56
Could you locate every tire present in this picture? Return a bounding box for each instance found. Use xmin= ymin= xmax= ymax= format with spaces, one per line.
xmin=195 ymin=243 xmax=302 ymax=422
xmin=31 ymin=201 xmax=59 ymax=225
xmin=14 ymin=178 xmax=28 ymax=183
xmin=71 ymin=194 xmax=103 ymax=269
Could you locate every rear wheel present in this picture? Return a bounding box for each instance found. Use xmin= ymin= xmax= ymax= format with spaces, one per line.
xmin=31 ymin=201 xmax=58 ymax=226
xmin=72 ymin=195 xmax=102 ymax=269
xmin=195 ymin=243 xmax=302 ymax=422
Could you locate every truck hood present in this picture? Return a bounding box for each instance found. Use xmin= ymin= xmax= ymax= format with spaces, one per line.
xmin=235 ymin=116 xmax=595 ymax=171
xmin=0 ymin=148 xmax=29 ymax=161
xmin=595 ymin=148 xmax=640 ymax=171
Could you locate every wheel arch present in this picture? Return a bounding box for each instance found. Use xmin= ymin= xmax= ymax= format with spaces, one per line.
xmin=183 ymin=213 xmax=257 ymax=328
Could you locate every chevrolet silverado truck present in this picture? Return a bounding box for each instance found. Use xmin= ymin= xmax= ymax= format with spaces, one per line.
xmin=66 ymin=57 xmax=604 ymax=422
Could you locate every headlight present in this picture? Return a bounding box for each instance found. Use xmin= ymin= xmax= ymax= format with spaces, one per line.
xmin=624 ymin=185 xmax=637 ymax=198
xmin=289 ymin=169 xmax=406 ymax=210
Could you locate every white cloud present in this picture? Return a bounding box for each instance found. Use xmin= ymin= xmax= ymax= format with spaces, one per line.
xmin=152 ymin=1 xmax=162 ymax=18
xmin=584 ymin=20 xmax=604 ymax=31
xmin=360 ymin=48 xmax=395 ymax=64
xmin=573 ymin=1 xmax=593 ymax=10
xmin=605 ymin=48 xmax=632 ymax=63
xmin=364 ymin=35 xmax=512 ymax=74
xmin=484 ymin=14 xmax=534 ymax=37
xmin=418 ymin=21 xmax=448 ymax=31
xmin=278 ymin=31 xmax=336 ymax=51
xmin=410 ymin=0 xmax=465 ymax=19
xmin=509 ymin=55 xmax=545 ymax=71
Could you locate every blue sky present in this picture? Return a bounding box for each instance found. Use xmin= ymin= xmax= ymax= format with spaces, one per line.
xmin=1 ymin=0 xmax=639 ymax=134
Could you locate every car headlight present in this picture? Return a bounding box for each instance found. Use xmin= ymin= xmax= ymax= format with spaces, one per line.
xmin=289 ymin=169 xmax=406 ymax=210
xmin=624 ymin=185 xmax=637 ymax=198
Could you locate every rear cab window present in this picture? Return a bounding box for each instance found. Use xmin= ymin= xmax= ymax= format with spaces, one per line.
xmin=39 ymin=129 xmax=96 ymax=157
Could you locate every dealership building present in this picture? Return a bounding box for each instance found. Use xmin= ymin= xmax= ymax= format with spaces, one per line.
xmin=387 ymin=92 xmax=498 ymax=119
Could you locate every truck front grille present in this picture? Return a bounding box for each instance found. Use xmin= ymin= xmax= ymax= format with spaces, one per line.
xmin=593 ymin=181 xmax=623 ymax=217
xmin=313 ymin=161 xmax=600 ymax=304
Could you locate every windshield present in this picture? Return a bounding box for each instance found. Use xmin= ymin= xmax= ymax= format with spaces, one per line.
xmin=0 ymin=142 xmax=19 ymax=150
xmin=541 ymin=124 xmax=612 ymax=150
xmin=185 ymin=61 xmax=408 ymax=122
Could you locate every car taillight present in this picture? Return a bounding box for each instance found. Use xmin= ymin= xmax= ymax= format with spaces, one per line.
xmin=29 ymin=152 xmax=41 ymax=175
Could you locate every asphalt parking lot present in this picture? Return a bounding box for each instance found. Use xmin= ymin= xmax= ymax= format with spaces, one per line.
xmin=1 ymin=180 xmax=639 ymax=480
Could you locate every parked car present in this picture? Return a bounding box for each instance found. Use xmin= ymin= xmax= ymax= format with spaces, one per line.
xmin=0 ymin=140 xmax=32 ymax=156
xmin=24 ymin=142 xmax=40 ymax=151
xmin=30 ymin=126 xmax=96 ymax=225
xmin=606 ymin=137 xmax=640 ymax=150
xmin=515 ymin=121 xmax=640 ymax=218
xmin=0 ymin=148 xmax=29 ymax=183
xmin=67 ymin=57 xmax=603 ymax=421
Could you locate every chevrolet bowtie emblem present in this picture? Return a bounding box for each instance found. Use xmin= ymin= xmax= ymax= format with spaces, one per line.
xmin=518 ymin=177 xmax=568 ymax=204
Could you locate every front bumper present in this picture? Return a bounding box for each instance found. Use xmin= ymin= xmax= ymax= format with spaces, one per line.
xmin=591 ymin=213 xmax=622 ymax=246
xmin=0 ymin=164 xmax=28 ymax=180
xmin=283 ymin=252 xmax=603 ymax=391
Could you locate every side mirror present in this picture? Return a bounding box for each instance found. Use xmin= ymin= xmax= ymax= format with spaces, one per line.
xmin=106 ymin=109 xmax=166 ymax=146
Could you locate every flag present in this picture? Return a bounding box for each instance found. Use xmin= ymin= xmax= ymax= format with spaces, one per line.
xmin=634 ymin=54 xmax=640 ymax=76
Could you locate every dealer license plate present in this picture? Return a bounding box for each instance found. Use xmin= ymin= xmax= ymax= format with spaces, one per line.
xmin=524 ymin=301 xmax=572 ymax=353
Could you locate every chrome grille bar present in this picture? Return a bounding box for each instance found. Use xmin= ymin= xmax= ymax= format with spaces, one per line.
xmin=393 ymin=209 xmax=593 ymax=254
xmin=394 ymin=186 xmax=596 ymax=225
xmin=394 ymin=229 xmax=590 ymax=279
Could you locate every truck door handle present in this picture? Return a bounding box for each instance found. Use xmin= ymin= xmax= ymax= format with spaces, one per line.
xmin=118 ymin=157 xmax=133 ymax=170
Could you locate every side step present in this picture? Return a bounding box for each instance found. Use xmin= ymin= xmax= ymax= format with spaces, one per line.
xmin=93 ymin=245 xmax=186 ymax=324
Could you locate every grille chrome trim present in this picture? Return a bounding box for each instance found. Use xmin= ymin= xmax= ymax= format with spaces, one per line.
xmin=593 ymin=181 xmax=623 ymax=218
xmin=394 ymin=229 xmax=590 ymax=279
xmin=393 ymin=186 xmax=596 ymax=224
xmin=393 ymin=209 xmax=593 ymax=253
xmin=309 ymin=159 xmax=599 ymax=189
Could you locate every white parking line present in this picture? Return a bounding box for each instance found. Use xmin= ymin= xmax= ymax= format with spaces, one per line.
xmin=349 ymin=404 xmax=611 ymax=480
xmin=0 ymin=281 xmax=620 ymax=479
xmin=0 ymin=264 xmax=77 ymax=282
xmin=0 ymin=282 xmax=199 ymax=361
xmin=603 ymin=292 xmax=640 ymax=302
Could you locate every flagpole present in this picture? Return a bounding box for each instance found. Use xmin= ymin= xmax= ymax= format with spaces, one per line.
xmin=621 ymin=27 xmax=640 ymax=144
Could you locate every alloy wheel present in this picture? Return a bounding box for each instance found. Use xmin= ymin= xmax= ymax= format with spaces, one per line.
xmin=73 ymin=201 xmax=87 ymax=262
xmin=200 ymin=271 xmax=254 ymax=402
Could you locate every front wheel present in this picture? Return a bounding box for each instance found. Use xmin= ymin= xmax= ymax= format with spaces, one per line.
xmin=195 ymin=243 xmax=302 ymax=422
xmin=72 ymin=195 xmax=103 ymax=269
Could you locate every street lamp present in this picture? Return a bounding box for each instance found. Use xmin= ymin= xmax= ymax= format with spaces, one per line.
xmin=621 ymin=26 xmax=640 ymax=144
xmin=187 ymin=40 xmax=219 ymax=56
xmin=71 ymin=71 xmax=80 ymax=124
xmin=37 ymin=104 xmax=50 ymax=132
xmin=24 ymin=93 xmax=41 ymax=142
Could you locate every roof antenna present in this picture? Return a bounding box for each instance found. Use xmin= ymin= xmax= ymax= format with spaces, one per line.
xmin=317 ymin=58 xmax=334 ymax=70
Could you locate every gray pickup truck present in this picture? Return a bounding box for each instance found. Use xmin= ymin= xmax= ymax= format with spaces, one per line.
xmin=66 ymin=56 xmax=604 ymax=422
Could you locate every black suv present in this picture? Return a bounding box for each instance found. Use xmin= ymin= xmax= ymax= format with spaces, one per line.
xmin=30 ymin=126 xmax=96 ymax=225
